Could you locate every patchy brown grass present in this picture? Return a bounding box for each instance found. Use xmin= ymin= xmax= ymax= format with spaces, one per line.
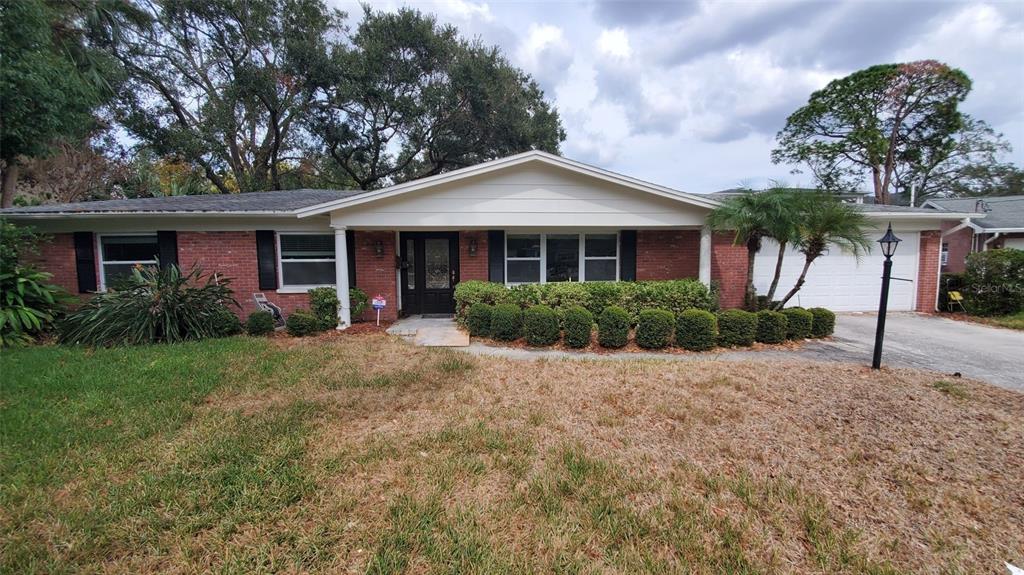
xmin=5 ymin=333 xmax=1022 ymax=574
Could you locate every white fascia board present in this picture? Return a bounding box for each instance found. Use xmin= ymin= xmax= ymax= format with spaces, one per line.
xmin=862 ymin=211 xmax=984 ymax=220
xmin=972 ymin=227 xmax=1024 ymax=233
xmin=2 ymin=211 xmax=304 ymax=219
xmin=296 ymin=151 xmax=720 ymax=218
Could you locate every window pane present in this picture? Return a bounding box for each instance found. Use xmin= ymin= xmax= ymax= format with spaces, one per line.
xmin=585 ymin=234 xmax=617 ymax=258
xmin=103 ymin=263 xmax=147 ymax=286
xmin=585 ymin=259 xmax=617 ymax=281
xmin=424 ymin=238 xmax=450 ymax=289
xmin=546 ymin=234 xmax=579 ymax=282
xmin=405 ymin=239 xmax=416 ymax=290
xmin=282 ymin=261 xmax=335 ymax=285
xmin=280 ymin=234 xmax=334 ymax=259
xmin=507 ymin=234 xmax=540 ymax=258
xmin=101 ymin=235 xmax=158 ymax=261
xmin=507 ymin=260 xmax=540 ymax=283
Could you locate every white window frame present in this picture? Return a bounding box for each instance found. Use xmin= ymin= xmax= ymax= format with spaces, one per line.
xmin=941 ymin=242 xmax=949 ymax=266
xmin=505 ymin=231 xmax=620 ymax=285
xmin=276 ymin=232 xmax=337 ymax=292
xmin=96 ymin=233 xmax=159 ymax=291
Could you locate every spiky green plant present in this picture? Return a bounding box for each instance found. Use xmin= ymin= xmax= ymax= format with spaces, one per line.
xmin=59 ymin=261 xmax=239 ymax=346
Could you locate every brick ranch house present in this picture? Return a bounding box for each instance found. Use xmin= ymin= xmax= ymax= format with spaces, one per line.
xmin=1 ymin=151 xmax=978 ymax=326
xmin=923 ymin=195 xmax=1024 ymax=274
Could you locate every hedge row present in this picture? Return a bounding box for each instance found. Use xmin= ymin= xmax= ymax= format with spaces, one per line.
xmin=454 ymin=280 xmax=717 ymax=325
xmin=465 ymin=303 xmax=836 ymax=350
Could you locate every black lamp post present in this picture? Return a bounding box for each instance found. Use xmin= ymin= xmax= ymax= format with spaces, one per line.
xmin=872 ymin=223 xmax=902 ymax=369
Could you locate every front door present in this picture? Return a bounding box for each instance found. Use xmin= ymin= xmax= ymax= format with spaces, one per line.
xmin=400 ymin=232 xmax=459 ymax=315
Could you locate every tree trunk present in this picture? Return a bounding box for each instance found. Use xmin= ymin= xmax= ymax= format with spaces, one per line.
xmin=744 ymin=236 xmax=759 ymax=310
xmin=765 ymin=239 xmax=787 ymax=306
xmin=776 ymin=255 xmax=817 ymax=308
xmin=1 ymin=160 xmax=19 ymax=208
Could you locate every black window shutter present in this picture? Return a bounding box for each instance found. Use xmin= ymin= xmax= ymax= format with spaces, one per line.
xmin=487 ymin=230 xmax=504 ymax=283
xmin=157 ymin=231 xmax=178 ymax=269
xmin=255 ymin=230 xmax=278 ymax=290
xmin=346 ymin=229 xmax=356 ymax=287
xmin=620 ymin=230 xmax=637 ymax=281
xmin=73 ymin=232 xmax=97 ymax=293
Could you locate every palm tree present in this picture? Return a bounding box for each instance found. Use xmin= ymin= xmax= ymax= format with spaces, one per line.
xmin=774 ymin=193 xmax=871 ymax=308
xmin=706 ymin=187 xmax=800 ymax=309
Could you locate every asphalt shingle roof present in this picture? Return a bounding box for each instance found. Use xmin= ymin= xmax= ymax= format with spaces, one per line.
xmin=926 ymin=196 xmax=1024 ymax=230
xmin=0 ymin=189 xmax=367 ymax=215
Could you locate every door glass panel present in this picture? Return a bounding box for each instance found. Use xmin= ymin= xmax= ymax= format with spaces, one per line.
xmin=546 ymin=234 xmax=579 ymax=282
xmin=405 ymin=239 xmax=416 ymax=289
xmin=424 ymin=238 xmax=450 ymax=289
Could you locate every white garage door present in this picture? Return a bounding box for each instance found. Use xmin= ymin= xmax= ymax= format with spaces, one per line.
xmin=752 ymin=232 xmax=920 ymax=311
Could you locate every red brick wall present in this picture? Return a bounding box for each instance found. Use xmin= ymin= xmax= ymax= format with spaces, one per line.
xmin=710 ymin=232 xmax=748 ymax=309
xmin=939 ymin=221 xmax=972 ymax=273
xmin=917 ymin=230 xmax=941 ymax=313
xmin=26 ymin=233 xmax=80 ymax=296
xmin=459 ymin=231 xmax=489 ymax=281
xmin=636 ymin=230 xmax=700 ymax=280
xmin=353 ymin=231 xmax=398 ymax=321
xmin=177 ymin=231 xmax=309 ymax=318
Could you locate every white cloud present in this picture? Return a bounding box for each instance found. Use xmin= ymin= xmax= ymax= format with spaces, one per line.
xmin=515 ymin=24 xmax=574 ymax=91
xmin=596 ymin=28 xmax=631 ymax=59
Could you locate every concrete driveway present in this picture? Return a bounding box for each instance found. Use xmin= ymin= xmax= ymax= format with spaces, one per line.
xmin=797 ymin=313 xmax=1024 ymax=391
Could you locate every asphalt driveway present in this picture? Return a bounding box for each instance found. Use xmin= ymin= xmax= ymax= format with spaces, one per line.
xmin=795 ymin=313 xmax=1024 ymax=391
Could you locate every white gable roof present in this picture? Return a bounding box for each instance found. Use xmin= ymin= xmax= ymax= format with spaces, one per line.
xmin=296 ymin=150 xmax=719 ymax=218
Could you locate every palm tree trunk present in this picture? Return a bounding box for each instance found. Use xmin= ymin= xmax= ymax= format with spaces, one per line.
xmin=765 ymin=240 xmax=786 ymax=305
xmin=744 ymin=237 xmax=758 ymax=310
xmin=776 ymin=255 xmax=816 ymax=308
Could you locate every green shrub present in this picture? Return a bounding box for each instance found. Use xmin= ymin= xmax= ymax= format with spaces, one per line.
xmin=286 ymin=309 xmax=321 ymax=337
xmin=523 ymin=305 xmax=559 ymax=346
xmin=489 ymin=303 xmax=523 ymax=341
xmin=584 ymin=282 xmax=624 ymax=317
xmin=562 ymin=306 xmax=593 ymax=349
xmin=962 ymin=249 xmax=1024 ymax=316
xmin=246 ymin=310 xmax=275 ymax=336
xmin=508 ymin=283 xmax=543 ymax=309
xmin=808 ymin=308 xmax=836 ymax=338
xmin=59 ymin=263 xmax=238 ymax=346
xmin=309 ymin=286 xmax=369 ymax=328
xmin=675 ymin=309 xmax=717 ymax=351
xmin=598 ymin=306 xmax=630 ymax=348
xmin=453 ymin=281 xmax=510 ymax=323
xmin=782 ymin=307 xmax=813 ymax=340
xmin=540 ymin=282 xmax=593 ymax=318
xmin=210 ymin=307 xmax=242 ymax=337
xmin=466 ymin=303 xmax=493 ymax=337
xmin=716 ymin=309 xmax=757 ymax=347
xmin=755 ymin=310 xmax=788 ymax=344
xmin=635 ymin=308 xmax=675 ymax=349
xmin=0 ymin=221 xmax=73 ymax=346
xmin=620 ymin=280 xmax=716 ymax=322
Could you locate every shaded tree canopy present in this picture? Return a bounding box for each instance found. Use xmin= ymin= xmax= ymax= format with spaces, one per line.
xmin=304 ymin=7 xmax=565 ymax=190
xmin=771 ymin=60 xmax=998 ymax=205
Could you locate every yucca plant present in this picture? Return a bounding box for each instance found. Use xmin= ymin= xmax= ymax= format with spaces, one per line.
xmin=59 ymin=261 xmax=239 ymax=346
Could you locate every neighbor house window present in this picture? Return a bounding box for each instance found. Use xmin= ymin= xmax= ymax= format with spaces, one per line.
xmin=278 ymin=233 xmax=335 ymax=288
xmin=98 ymin=234 xmax=158 ymax=289
xmin=941 ymin=242 xmax=949 ymax=266
xmin=506 ymin=232 xmax=618 ymax=284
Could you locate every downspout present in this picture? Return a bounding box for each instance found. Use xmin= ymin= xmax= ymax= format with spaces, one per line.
xmin=984 ymin=233 xmax=1002 ymax=251
xmin=940 ymin=218 xmax=973 ymax=238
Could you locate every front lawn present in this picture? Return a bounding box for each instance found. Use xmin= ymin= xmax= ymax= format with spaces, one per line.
xmin=978 ymin=310 xmax=1024 ymax=331
xmin=2 ymin=334 xmax=1022 ymax=573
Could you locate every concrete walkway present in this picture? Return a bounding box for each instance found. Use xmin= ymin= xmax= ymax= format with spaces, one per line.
xmin=461 ymin=313 xmax=1024 ymax=393
xmin=386 ymin=315 xmax=468 ymax=347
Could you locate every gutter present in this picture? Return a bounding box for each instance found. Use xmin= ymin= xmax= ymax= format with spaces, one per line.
xmin=0 ymin=211 xmax=314 ymax=219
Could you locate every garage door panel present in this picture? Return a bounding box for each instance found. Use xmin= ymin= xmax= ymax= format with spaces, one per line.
xmin=752 ymin=233 xmax=919 ymax=312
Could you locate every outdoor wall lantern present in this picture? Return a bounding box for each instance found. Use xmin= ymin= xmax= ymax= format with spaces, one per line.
xmin=871 ymin=223 xmax=902 ymax=369
xmin=468 ymin=237 xmax=478 ymax=256
xmin=373 ymin=239 xmax=384 ymax=256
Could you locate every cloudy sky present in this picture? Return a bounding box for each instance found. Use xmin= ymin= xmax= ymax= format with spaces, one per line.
xmin=330 ymin=0 xmax=1024 ymax=194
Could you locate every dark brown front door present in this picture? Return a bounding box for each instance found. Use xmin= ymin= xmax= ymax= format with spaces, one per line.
xmin=400 ymin=232 xmax=459 ymax=315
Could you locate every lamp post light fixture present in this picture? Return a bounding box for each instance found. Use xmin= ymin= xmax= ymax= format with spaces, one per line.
xmin=871 ymin=223 xmax=902 ymax=370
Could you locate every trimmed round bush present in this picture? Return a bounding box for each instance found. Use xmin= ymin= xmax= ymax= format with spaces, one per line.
xmin=598 ymin=306 xmax=630 ymax=348
xmin=755 ymin=310 xmax=788 ymax=344
xmin=562 ymin=306 xmax=594 ymax=349
xmin=808 ymin=307 xmax=836 ymax=338
xmin=466 ymin=303 xmax=493 ymax=337
xmin=716 ymin=309 xmax=757 ymax=347
xmin=782 ymin=307 xmax=814 ymax=340
xmin=246 ymin=310 xmax=275 ymax=336
xmin=286 ymin=309 xmax=321 ymax=337
xmin=210 ymin=307 xmax=242 ymax=337
xmin=523 ymin=305 xmax=560 ymax=346
xmin=636 ymin=308 xmax=675 ymax=349
xmin=675 ymin=309 xmax=717 ymax=351
xmin=490 ymin=303 xmax=523 ymax=341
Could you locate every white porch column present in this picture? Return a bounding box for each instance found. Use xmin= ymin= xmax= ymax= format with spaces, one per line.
xmin=334 ymin=226 xmax=351 ymax=330
xmin=699 ymin=225 xmax=712 ymax=286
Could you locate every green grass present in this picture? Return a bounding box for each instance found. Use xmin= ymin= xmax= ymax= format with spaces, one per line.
xmin=984 ymin=310 xmax=1024 ymax=330
xmin=932 ymin=379 xmax=969 ymax=399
